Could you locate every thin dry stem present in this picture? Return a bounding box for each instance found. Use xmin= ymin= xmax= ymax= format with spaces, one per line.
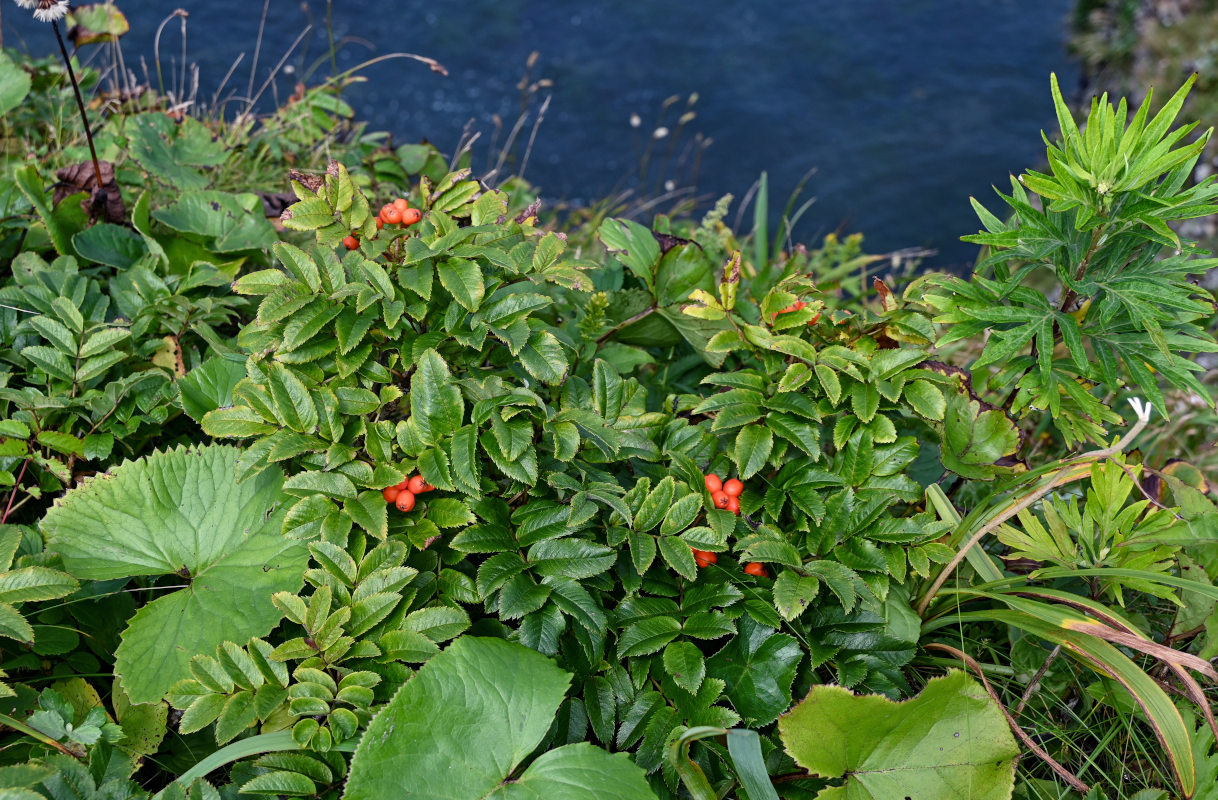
xmin=925 ymin=643 xmax=1090 ymax=793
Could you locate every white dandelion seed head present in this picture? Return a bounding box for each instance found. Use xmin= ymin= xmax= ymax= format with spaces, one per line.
xmin=13 ymin=0 xmax=38 ymax=9
xmin=32 ymin=0 xmax=69 ymax=22
xmin=629 ymin=113 xmax=641 ymax=129
xmin=652 ymin=126 xmax=669 ymax=140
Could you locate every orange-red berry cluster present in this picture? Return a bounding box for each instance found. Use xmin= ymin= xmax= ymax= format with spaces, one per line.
xmin=342 ymin=197 xmax=423 ymax=250
xmin=379 ymin=197 xmax=422 ymax=228
xmin=693 ymin=472 xmax=768 ymax=577
xmin=704 ymin=473 xmax=743 ymax=515
xmin=382 ymin=474 xmax=434 ymax=512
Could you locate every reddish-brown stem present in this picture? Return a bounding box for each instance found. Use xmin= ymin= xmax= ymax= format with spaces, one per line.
xmin=52 ymin=20 xmax=105 ymax=189
xmin=1 ymin=459 xmax=30 ymax=524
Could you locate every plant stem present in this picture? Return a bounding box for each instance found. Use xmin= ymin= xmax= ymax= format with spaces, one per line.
xmin=924 ymin=643 xmax=1089 ymax=793
xmin=1 ymin=460 xmax=29 ymax=524
xmin=51 ymin=21 xmax=104 ymax=189
xmin=596 ymin=306 xmax=655 ymax=345
xmin=1012 ymin=643 xmax=1061 ymax=716
xmin=1057 ymin=226 xmax=1105 ymax=315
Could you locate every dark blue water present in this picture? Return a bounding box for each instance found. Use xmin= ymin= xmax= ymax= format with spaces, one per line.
xmin=3 ymin=0 xmax=1079 ymax=268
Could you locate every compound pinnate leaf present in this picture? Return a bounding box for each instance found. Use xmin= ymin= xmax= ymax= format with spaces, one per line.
xmin=777 ymin=670 xmax=1018 ymax=800
xmin=42 ymin=445 xmax=307 ymax=704
xmin=343 ymin=637 xmax=654 ymax=800
xmin=410 ymin=349 xmax=464 ymax=446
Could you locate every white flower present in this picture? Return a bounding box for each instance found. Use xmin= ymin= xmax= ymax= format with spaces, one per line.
xmin=1128 ymin=397 xmax=1154 ymax=423
xmin=31 ymin=0 xmax=69 ymax=22
xmin=13 ymin=0 xmax=38 ymax=9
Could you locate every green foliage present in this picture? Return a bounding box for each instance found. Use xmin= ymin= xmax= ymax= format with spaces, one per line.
xmin=125 ymin=113 xmax=229 ymax=191
xmin=921 ymin=74 xmax=1218 ymax=445
xmin=25 ymin=689 xmax=123 ymax=752
xmin=0 ymin=31 xmax=1214 ymax=800
xmin=344 ymin=637 xmax=653 ymax=800
xmin=0 ymin=51 xmax=32 ymax=117
xmin=778 ymin=670 xmax=1020 ymax=799
xmin=0 ymin=229 xmax=245 ymax=506
xmin=42 ymin=445 xmax=308 ymax=704
xmin=996 ymin=462 xmax=1181 ymax=604
xmin=0 ymin=525 xmax=76 ymax=649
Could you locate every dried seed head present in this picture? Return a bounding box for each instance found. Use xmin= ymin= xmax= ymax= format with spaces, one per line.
xmin=30 ymin=0 xmax=70 ymax=22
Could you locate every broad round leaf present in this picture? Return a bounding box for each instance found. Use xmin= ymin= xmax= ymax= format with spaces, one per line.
xmin=42 ymin=445 xmax=307 ymax=704
xmin=778 ymin=670 xmax=1019 ymax=800
xmin=343 ymin=637 xmax=654 ymax=800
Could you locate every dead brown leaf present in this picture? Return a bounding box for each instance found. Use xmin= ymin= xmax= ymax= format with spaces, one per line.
xmin=54 ymin=160 xmax=125 ymax=224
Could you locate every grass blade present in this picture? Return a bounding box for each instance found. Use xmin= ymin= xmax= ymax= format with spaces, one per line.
xmin=727 ymin=729 xmax=781 ymax=800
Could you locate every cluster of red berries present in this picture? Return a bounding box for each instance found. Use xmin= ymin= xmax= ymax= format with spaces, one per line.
xmin=690 ymin=472 xmax=769 ymax=577
xmin=382 ymin=475 xmax=434 ymax=512
xmin=704 ymin=473 xmax=743 ymax=515
xmin=689 ymin=548 xmax=769 ymax=578
xmin=342 ymin=197 xmax=423 ymax=250
xmin=378 ymin=197 xmax=422 ymax=228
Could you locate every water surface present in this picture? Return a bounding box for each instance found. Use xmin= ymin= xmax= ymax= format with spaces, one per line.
xmin=3 ymin=0 xmax=1080 ymax=268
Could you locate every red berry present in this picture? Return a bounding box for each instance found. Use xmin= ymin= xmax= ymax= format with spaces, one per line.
xmin=376 ymin=218 xmax=384 ymax=230
xmin=402 ymin=207 xmax=422 ymax=226
xmin=712 ymin=491 xmax=730 ymax=509
xmin=383 ymin=207 xmax=403 ymax=225
xmin=342 ymin=235 xmax=358 ymax=250
xmin=743 ymin=562 xmax=768 ymax=578
xmin=393 ymin=198 xmax=410 ymax=212
xmin=723 ymin=479 xmax=743 ymax=498
xmin=395 ymin=490 xmax=416 ymax=512
xmin=408 ymin=475 xmax=433 ymax=494
xmin=704 ymin=474 xmax=722 ymax=493
xmin=382 ymin=485 xmax=400 ymax=503
xmin=726 ymin=496 xmax=740 ymax=515
xmin=808 ymin=312 xmax=821 ymax=325
xmin=693 ymin=549 xmax=717 ymax=568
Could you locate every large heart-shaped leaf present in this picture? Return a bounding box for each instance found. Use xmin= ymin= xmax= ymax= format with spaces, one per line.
xmin=343 ymin=637 xmax=655 ymax=800
xmin=778 ymin=669 xmax=1019 ymax=800
xmin=42 ymin=445 xmax=307 ymax=704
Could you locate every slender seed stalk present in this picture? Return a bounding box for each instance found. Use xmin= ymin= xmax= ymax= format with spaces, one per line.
xmin=51 ymin=19 xmax=105 ymax=190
